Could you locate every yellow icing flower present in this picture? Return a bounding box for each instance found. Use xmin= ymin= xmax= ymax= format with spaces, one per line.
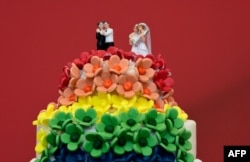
xmin=173 ymin=105 xmax=188 ymax=120
xmin=71 ymin=96 xmax=92 ymax=113
xmin=33 ymin=103 xmax=56 ymax=126
xmin=164 ymin=104 xmax=188 ymax=121
xmin=58 ymin=105 xmax=72 ymax=113
xmin=35 ymin=128 xmax=48 ymax=154
xmin=91 ymin=92 xmax=112 ymax=118
xmin=111 ymin=94 xmax=137 ymax=115
xmin=133 ymin=96 xmax=154 ymax=113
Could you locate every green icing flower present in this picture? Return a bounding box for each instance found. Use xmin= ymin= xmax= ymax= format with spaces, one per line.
xmin=111 ymin=129 xmax=133 ymax=155
xmin=60 ymin=123 xmax=84 ymax=151
xmin=175 ymin=128 xmax=193 ymax=162
xmin=74 ymin=108 xmax=97 ymax=127
xmin=83 ymin=132 xmax=110 ymax=158
xmin=119 ymin=108 xmax=144 ymax=132
xmin=156 ymin=131 xmax=176 ymax=153
xmin=176 ymin=149 xmax=194 ymax=162
xmin=49 ymin=111 xmax=72 ymax=130
xmin=36 ymin=149 xmax=50 ymax=162
xmin=46 ymin=130 xmax=60 ymax=154
xmin=165 ymin=108 xmax=184 ymax=135
xmin=133 ymin=128 xmax=157 ymax=156
xmin=96 ymin=114 xmax=120 ymax=139
xmin=144 ymin=109 xmax=166 ymax=131
xmin=176 ymin=128 xmax=192 ymax=151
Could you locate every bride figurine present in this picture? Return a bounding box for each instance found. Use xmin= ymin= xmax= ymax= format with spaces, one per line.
xmin=129 ymin=22 xmax=151 ymax=56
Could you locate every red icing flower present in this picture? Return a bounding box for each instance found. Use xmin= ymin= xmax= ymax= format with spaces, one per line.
xmin=154 ymin=69 xmax=174 ymax=93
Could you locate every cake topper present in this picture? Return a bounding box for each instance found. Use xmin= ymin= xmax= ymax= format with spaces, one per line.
xmin=96 ymin=21 xmax=106 ymax=50
xmin=129 ymin=22 xmax=151 ymax=56
xmin=96 ymin=21 xmax=115 ymax=50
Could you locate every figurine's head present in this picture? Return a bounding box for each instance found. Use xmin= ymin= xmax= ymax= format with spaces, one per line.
xmin=97 ymin=21 xmax=103 ymax=29
xmin=133 ymin=24 xmax=139 ymax=33
xmin=103 ymin=21 xmax=109 ymax=29
xmin=138 ymin=23 xmax=146 ymax=32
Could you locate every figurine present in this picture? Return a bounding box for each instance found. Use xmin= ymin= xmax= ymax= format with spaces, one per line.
xmin=129 ymin=22 xmax=151 ymax=56
xmin=96 ymin=21 xmax=106 ymax=50
xmin=102 ymin=21 xmax=114 ymax=50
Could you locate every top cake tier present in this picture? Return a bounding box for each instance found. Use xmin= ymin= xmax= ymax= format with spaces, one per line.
xmin=58 ymin=47 xmax=178 ymax=112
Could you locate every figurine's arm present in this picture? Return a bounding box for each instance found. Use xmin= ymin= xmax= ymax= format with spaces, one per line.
xmin=103 ymin=29 xmax=113 ymax=36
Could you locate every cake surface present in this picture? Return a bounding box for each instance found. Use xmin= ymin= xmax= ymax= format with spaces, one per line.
xmin=32 ymin=47 xmax=201 ymax=162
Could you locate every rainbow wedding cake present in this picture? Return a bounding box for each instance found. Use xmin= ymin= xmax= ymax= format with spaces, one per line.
xmin=32 ymin=47 xmax=201 ymax=162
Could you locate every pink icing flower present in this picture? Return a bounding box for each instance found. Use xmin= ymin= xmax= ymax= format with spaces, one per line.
xmin=141 ymin=82 xmax=159 ymax=100
xmin=83 ymin=56 xmax=103 ymax=78
xmin=69 ymin=63 xmax=81 ymax=88
xmin=116 ymin=74 xmax=141 ymax=98
xmin=74 ymin=78 xmax=95 ymax=97
xmin=135 ymin=58 xmax=155 ymax=82
xmin=107 ymin=55 xmax=129 ymax=74
xmin=94 ymin=71 xmax=118 ymax=93
xmin=58 ymin=87 xmax=76 ymax=106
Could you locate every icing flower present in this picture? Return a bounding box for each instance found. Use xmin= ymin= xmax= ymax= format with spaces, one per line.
xmin=133 ymin=128 xmax=157 ymax=156
xmin=74 ymin=78 xmax=95 ymax=97
xmin=144 ymin=109 xmax=166 ymax=131
xmin=111 ymin=129 xmax=133 ymax=155
xmin=176 ymin=129 xmax=194 ymax=162
xmin=74 ymin=108 xmax=97 ymax=127
xmin=58 ymin=105 xmax=72 ymax=114
xmin=35 ymin=128 xmax=48 ymax=154
xmin=95 ymin=114 xmax=120 ymax=139
xmin=33 ymin=103 xmax=57 ymax=126
xmin=83 ymin=132 xmax=110 ymax=158
xmin=116 ymin=74 xmax=141 ymax=98
xmin=154 ymin=69 xmax=174 ymax=93
xmin=69 ymin=63 xmax=81 ymax=88
xmin=49 ymin=111 xmax=72 ymax=130
xmin=83 ymin=56 xmax=103 ymax=78
xmin=154 ymin=98 xmax=165 ymax=112
xmin=111 ymin=95 xmax=137 ymax=114
xmin=133 ymin=97 xmax=154 ymax=113
xmin=165 ymin=108 xmax=184 ymax=135
xmin=91 ymin=92 xmax=112 ymax=117
xmin=71 ymin=96 xmax=92 ymax=112
xmin=61 ymin=123 xmax=84 ymax=151
xmin=94 ymin=71 xmax=118 ymax=93
xmin=141 ymin=82 xmax=159 ymax=100
xmin=119 ymin=108 xmax=144 ymax=132
xmin=156 ymin=130 xmax=176 ymax=153
xmin=107 ymin=55 xmax=129 ymax=74
xmin=46 ymin=130 xmax=60 ymax=154
xmin=58 ymin=87 xmax=76 ymax=106
xmin=164 ymin=104 xmax=188 ymax=121
xmin=177 ymin=150 xmax=194 ymax=162
xmin=150 ymin=54 xmax=166 ymax=70
xmin=135 ymin=58 xmax=155 ymax=82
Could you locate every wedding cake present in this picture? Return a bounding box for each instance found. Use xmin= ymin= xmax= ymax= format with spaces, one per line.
xmin=31 ymin=22 xmax=201 ymax=162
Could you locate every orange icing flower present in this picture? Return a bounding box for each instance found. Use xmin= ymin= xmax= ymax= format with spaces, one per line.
xmin=141 ymin=82 xmax=159 ymax=100
xmin=116 ymin=74 xmax=141 ymax=98
xmin=69 ymin=63 xmax=81 ymax=88
xmin=107 ymin=55 xmax=129 ymax=74
xmin=135 ymin=58 xmax=155 ymax=82
xmin=83 ymin=56 xmax=103 ymax=78
xmin=94 ymin=71 xmax=118 ymax=93
xmin=74 ymin=78 xmax=95 ymax=97
xmin=58 ymin=87 xmax=76 ymax=106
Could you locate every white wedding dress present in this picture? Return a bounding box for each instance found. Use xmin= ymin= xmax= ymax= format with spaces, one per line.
xmin=131 ymin=34 xmax=149 ymax=56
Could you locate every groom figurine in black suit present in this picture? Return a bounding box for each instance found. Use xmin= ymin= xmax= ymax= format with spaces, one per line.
xmin=103 ymin=21 xmax=114 ymax=50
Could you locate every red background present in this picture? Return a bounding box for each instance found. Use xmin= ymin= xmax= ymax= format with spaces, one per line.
xmin=1 ymin=0 xmax=250 ymax=161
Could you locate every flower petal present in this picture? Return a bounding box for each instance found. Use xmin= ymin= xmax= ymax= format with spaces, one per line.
xmin=91 ymin=149 xmax=102 ymax=158
xmin=94 ymin=76 xmax=104 ymax=86
xmin=71 ymin=64 xmax=80 ymax=78
xmin=67 ymin=142 xmax=78 ymax=151
xmin=146 ymin=68 xmax=155 ymax=78
xmin=141 ymin=58 xmax=152 ymax=68
xmin=141 ymin=146 xmax=152 ymax=156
